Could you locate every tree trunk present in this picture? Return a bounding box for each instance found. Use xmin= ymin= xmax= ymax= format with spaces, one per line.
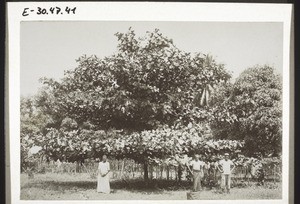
xmin=178 ymin=164 xmax=182 ymax=182
xmin=150 ymin=164 xmax=153 ymax=180
xmin=132 ymin=163 xmax=135 ymax=178
xmin=144 ymin=161 xmax=148 ymax=181
xmin=120 ymin=159 xmax=125 ymax=179
xmin=75 ymin=161 xmax=80 ymax=173
xmin=166 ymin=166 xmax=170 ymax=180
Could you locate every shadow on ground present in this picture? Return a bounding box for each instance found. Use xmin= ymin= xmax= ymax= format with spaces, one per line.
xmin=22 ymin=179 xmax=193 ymax=194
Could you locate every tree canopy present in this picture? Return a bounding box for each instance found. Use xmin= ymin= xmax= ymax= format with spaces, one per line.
xmin=209 ymin=65 xmax=282 ymax=157
xmin=39 ymin=28 xmax=231 ymax=131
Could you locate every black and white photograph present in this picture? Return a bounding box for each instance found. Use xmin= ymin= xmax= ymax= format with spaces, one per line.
xmin=7 ymin=2 xmax=293 ymax=204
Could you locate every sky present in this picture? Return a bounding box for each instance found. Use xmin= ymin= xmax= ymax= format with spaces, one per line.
xmin=21 ymin=21 xmax=283 ymax=96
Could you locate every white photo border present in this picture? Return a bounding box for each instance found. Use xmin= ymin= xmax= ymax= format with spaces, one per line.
xmin=7 ymin=2 xmax=293 ymax=204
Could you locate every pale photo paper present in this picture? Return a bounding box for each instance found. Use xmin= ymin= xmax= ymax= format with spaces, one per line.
xmin=7 ymin=2 xmax=293 ymax=204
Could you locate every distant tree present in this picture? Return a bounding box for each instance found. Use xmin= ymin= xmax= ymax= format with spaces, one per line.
xmin=20 ymin=96 xmax=52 ymax=170
xmin=193 ymin=54 xmax=230 ymax=107
xmin=209 ymin=65 xmax=282 ymax=157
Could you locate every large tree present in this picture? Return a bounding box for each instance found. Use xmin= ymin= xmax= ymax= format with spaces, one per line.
xmin=24 ymin=28 xmax=232 ymax=179
xmin=39 ymin=28 xmax=230 ymax=131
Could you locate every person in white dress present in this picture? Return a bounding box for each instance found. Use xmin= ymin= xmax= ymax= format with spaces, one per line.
xmin=97 ymin=155 xmax=111 ymax=194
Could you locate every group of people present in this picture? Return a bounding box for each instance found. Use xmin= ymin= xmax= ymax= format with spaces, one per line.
xmin=96 ymin=153 xmax=235 ymax=194
xmin=188 ymin=153 xmax=235 ymax=194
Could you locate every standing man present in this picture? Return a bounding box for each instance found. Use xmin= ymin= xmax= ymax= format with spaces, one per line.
xmin=217 ymin=153 xmax=235 ymax=193
xmin=188 ymin=154 xmax=205 ymax=192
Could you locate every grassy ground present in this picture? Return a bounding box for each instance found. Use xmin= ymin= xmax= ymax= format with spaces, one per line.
xmin=20 ymin=173 xmax=282 ymax=200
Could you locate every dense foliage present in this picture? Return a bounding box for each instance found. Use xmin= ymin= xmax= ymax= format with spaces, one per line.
xmin=29 ymin=122 xmax=243 ymax=162
xmin=20 ymin=28 xmax=282 ymax=180
xmin=209 ymin=66 xmax=282 ymax=157
xmin=39 ymin=28 xmax=230 ymax=131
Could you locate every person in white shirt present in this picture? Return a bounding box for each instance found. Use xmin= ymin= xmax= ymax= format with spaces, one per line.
xmin=217 ymin=153 xmax=235 ymax=193
xmin=188 ymin=154 xmax=205 ymax=192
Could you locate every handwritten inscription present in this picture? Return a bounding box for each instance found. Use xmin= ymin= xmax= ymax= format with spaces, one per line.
xmin=22 ymin=7 xmax=77 ymax=17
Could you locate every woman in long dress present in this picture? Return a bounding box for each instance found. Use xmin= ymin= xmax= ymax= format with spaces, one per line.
xmin=97 ymin=155 xmax=111 ymax=194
